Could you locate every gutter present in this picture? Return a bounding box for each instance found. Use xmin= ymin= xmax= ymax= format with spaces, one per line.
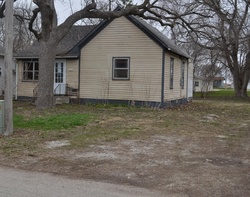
xmin=14 ymin=55 xmax=79 ymax=60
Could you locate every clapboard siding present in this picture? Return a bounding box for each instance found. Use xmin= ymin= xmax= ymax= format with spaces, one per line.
xmin=66 ymin=59 xmax=78 ymax=89
xmin=80 ymin=17 xmax=162 ymax=102
xmin=16 ymin=60 xmax=38 ymax=97
xmin=164 ymin=53 xmax=188 ymax=101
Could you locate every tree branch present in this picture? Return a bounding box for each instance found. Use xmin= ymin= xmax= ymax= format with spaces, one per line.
xmin=28 ymin=7 xmax=41 ymax=40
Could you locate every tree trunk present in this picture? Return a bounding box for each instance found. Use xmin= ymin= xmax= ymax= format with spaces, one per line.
xmin=232 ymin=71 xmax=248 ymax=98
xmin=36 ymin=40 xmax=57 ymax=109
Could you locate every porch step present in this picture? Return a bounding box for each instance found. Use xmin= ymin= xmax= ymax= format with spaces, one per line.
xmin=55 ymin=96 xmax=70 ymax=104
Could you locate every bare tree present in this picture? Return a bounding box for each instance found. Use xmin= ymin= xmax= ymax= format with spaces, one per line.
xmin=0 ymin=1 xmax=37 ymax=52
xmin=189 ymin=0 xmax=250 ymax=97
xmin=197 ymin=50 xmax=223 ymax=97
xmin=159 ymin=0 xmax=250 ymax=97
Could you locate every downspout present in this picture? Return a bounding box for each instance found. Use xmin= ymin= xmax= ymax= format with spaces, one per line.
xmin=161 ymin=48 xmax=166 ymax=104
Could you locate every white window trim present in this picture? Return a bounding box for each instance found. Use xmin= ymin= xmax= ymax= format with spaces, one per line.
xmin=112 ymin=57 xmax=130 ymax=80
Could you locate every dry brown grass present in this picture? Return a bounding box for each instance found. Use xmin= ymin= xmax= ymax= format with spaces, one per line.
xmin=0 ymin=99 xmax=249 ymax=196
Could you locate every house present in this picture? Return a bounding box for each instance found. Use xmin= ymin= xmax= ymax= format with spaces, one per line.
xmin=213 ymin=77 xmax=225 ymax=88
xmin=14 ymin=15 xmax=193 ymax=107
xmin=193 ymin=76 xmax=213 ymax=92
xmin=0 ymin=46 xmax=17 ymax=97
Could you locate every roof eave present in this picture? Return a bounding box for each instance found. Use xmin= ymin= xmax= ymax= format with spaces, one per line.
xmin=14 ymin=55 xmax=79 ymax=60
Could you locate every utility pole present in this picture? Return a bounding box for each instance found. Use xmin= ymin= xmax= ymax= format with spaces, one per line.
xmin=4 ymin=0 xmax=14 ymax=135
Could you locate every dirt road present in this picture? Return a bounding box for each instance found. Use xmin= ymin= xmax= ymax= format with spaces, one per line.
xmin=0 ymin=167 xmax=164 ymax=197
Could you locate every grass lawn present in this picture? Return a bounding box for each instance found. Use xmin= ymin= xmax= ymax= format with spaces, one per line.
xmin=0 ymin=99 xmax=249 ymax=196
xmin=0 ymin=98 xmax=249 ymax=155
xmin=194 ymin=88 xmax=250 ymax=98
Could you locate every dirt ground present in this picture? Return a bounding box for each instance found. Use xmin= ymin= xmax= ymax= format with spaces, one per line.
xmin=0 ymin=100 xmax=250 ymax=196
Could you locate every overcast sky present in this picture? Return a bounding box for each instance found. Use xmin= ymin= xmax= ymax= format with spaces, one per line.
xmin=20 ymin=0 xmax=84 ymax=24
xmin=20 ymin=0 xmax=143 ymax=24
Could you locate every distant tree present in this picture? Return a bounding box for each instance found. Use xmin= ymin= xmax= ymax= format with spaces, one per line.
xmin=0 ymin=1 xmax=37 ymax=51
xmin=197 ymin=50 xmax=223 ymax=97
xmin=160 ymin=0 xmax=250 ymax=97
xmin=189 ymin=0 xmax=250 ymax=97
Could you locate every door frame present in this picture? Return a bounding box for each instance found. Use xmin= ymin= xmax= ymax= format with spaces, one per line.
xmin=54 ymin=60 xmax=66 ymax=95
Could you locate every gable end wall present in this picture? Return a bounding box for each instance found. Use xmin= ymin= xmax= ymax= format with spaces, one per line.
xmin=80 ymin=17 xmax=163 ymax=102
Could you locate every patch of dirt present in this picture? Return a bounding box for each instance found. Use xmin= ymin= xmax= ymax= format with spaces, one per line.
xmin=45 ymin=140 xmax=70 ymax=149
xmin=1 ymin=132 xmax=249 ymax=197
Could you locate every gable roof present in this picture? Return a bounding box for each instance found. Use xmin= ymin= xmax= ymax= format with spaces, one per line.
xmin=15 ymin=15 xmax=190 ymax=59
xmin=15 ymin=25 xmax=96 ymax=59
xmin=74 ymin=15 xmax=190 ymax=59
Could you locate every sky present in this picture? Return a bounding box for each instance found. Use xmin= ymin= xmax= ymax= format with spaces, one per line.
xmin=20 ymin=0 xmax=143 ymax=24
xmin=19 ymin=0 xmax=84 ymax=24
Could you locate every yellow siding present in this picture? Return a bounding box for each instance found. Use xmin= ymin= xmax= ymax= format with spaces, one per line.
xmin=80 ymin=17 xmax=162 ymax=102
xmin=164 ymin=53 xmax=187 ymax=101
xmin=17 ymin=59 xmax=78 ymax=97
xmin=66 ymin=59 xmax=79 ymax=89
xmin=16 ymin=60 xmax=38 ymax=97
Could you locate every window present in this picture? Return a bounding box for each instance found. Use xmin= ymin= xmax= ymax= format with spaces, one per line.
xmin=112 ymin=57 xmax=130 ymax=80
xmin=180 ymin=61 xmax=185 ymax=89
xmin=170 ymin=58 xmax=174 ymax=89
xmin=0 ymin=67 xmax=2 ymax=77
xmin=23 ymin=61 xmax=39 ymax=81
xmin=55 ymin=62 xmax=64 ymax=83
xmin=195 ymin=81 xmax=199 ymax=87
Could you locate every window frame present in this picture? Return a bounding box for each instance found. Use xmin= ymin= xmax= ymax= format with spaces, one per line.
xmin=195 ymin=81 xmax=199 ymax=87
xmin=170 ymin=58 xmax=174 ymax=89
xmin=180 ymin=61 xmax=185 ymax=89
xmin=112 ymin=57 xmax=130 ymax=80
xmin=23 ymin=61 xmax=39 ymax=81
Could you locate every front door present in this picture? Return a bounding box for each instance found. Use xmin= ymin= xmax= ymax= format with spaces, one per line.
xmin=54 ymin=61 xmax=66 ymax=95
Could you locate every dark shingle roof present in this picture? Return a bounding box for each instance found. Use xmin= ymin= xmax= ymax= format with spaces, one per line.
xmin=15 ymin=15 xmax=191 ymax=59
xmin=15 ymin=25 xmax=96 ymax=58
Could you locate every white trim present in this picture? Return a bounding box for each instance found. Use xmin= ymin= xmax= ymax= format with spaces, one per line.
xmin=112 ymin=57 xmax=130 ymax=80
xmin=54 ymin=60 xmax=67 ymax=95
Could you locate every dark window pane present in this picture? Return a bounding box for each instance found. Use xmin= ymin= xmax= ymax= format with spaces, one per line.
xmin=23 ymin=62 xmax=39 ymax=81
xmin=35 ymin=63 xmax=39 ymax=70
xmin=114 ymin=69 xmax=128 ymax=78
xmin=114 ymin=59 xmax=128 ymax=68
xmin=34 ymin=71 xmax=39 ymax=80
xmin=170 ymin=58 xmax=174 ymax=89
